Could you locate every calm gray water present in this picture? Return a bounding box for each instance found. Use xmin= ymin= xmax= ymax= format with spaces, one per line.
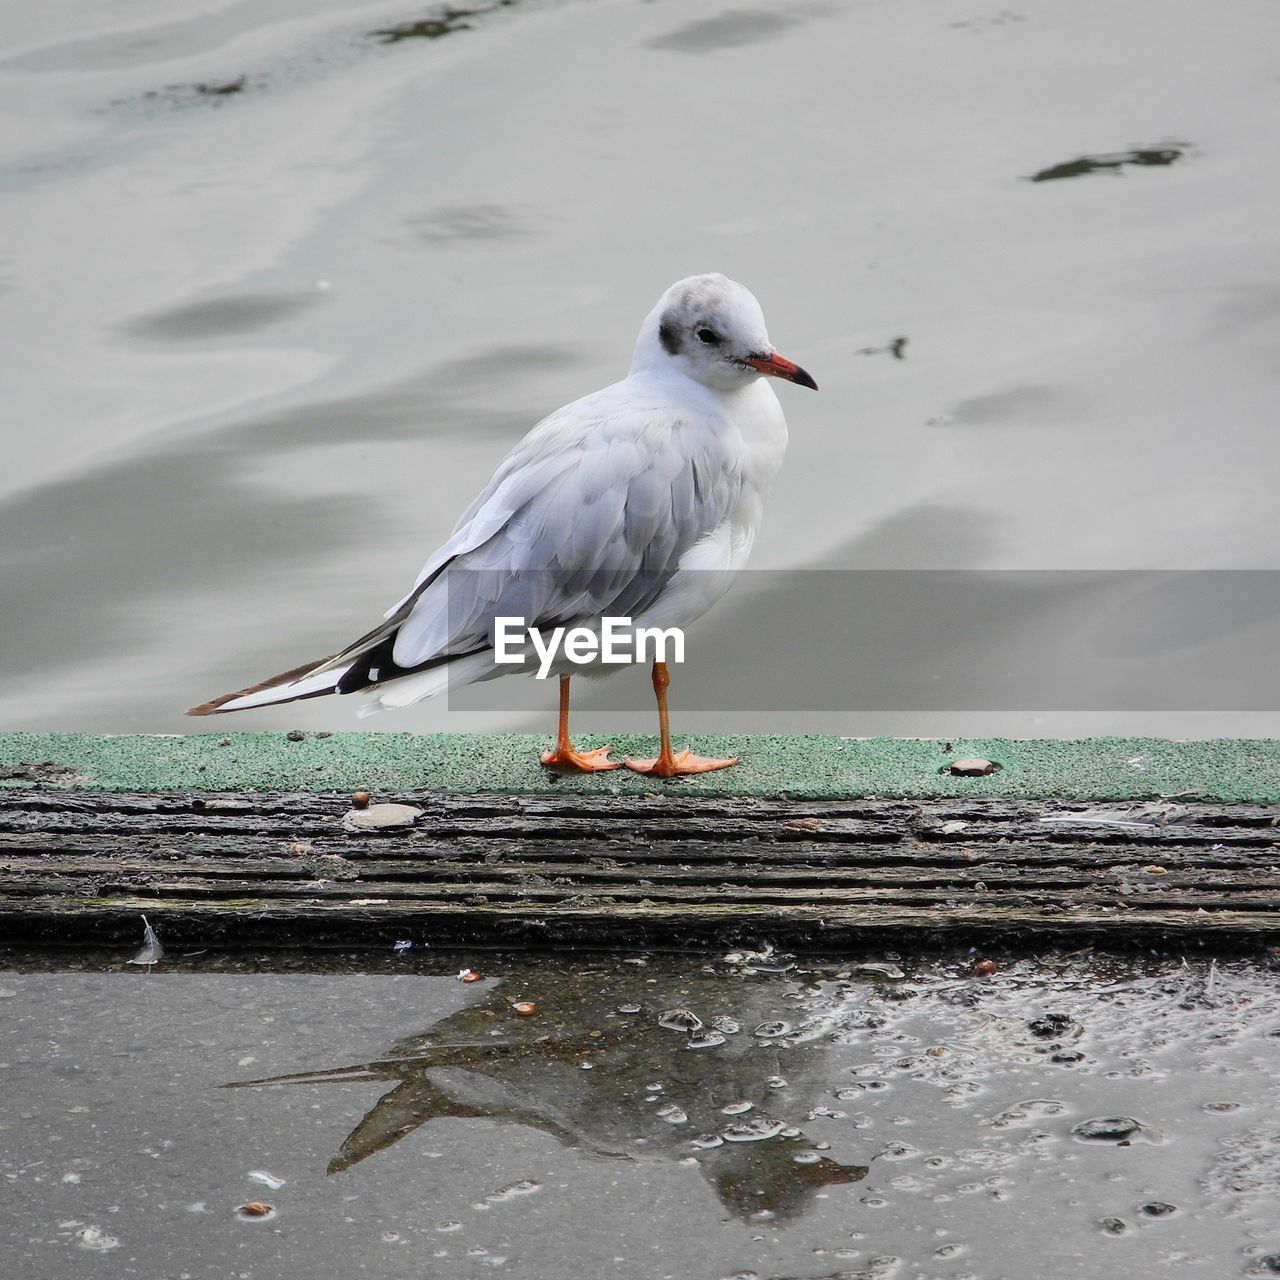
xmin=4 ymin=948 xmax=1279 ymax=1278
xmin=3 ymin=0 xmax=1280 ymax=739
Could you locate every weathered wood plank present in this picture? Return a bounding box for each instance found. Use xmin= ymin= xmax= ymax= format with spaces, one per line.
xmin=6 ymin=865 xmax=1277 ymax=912
xmin=0 ymin=789 xmax=1274 ymax=948
xmin=2 ymin=810 xmax=1273 ymax=848
xmin=6 ymin=789 xmax=1273 ymax=824
xmin=1 ymin=894 xmax=1275 ymax=951
xmin=2 ymin=830 xmax=1277 ymax=874
xmin=4 ymin=852 xmax=1277 ymax=891
xmin=4 ymin=790 xmax=1275 ymax=826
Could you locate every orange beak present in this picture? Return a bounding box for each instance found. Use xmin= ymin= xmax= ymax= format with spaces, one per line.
xmin=744 ymin=352 xmax=818 ymax=390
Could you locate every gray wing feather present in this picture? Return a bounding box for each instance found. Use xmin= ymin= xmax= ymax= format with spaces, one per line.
xmin=391 ymin=399 xmax=739 ymax=669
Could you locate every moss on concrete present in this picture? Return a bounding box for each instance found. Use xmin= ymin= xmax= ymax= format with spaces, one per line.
xmin=1 ymin=732 xmax=1277 ymax=802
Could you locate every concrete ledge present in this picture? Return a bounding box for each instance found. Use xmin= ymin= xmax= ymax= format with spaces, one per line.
xmin=2 ymin=734 xmax=1277 ymax=949
xmin=1 ymin=732 xmax=1278 ymax=802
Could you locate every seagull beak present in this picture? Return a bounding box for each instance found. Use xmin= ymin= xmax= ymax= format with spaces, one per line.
xmin=745 ymin=352 xmax=818 ymax=390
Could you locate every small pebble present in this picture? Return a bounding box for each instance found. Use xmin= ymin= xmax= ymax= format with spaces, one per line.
xmin=658 ymin=1008 xmax=703 ymax=1033
xmin=686 ymin=1031 xmax=726 ymax=1050
xmin=285 ymin=729 xmax=306 ymax=742
xmin=947 ymin=757 xmax=999 ymax=777
xmin=1072 ymin=1116 xmax=1143 ymax=1142
xmin=342 ymin=802 xmax=421 ymax=832
xmin=782 ymin=816 xmax=823 ymax=832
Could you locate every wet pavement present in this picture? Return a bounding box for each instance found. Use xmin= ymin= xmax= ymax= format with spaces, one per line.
xmin=4 ymin=945 xmax=1280 ymax=1277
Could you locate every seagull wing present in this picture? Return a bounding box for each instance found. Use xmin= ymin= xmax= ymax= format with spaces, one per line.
xmin=377 ymin=388 xmax=742 ymax=678
xmin=188 ymin=385 xmax=740 ymax=714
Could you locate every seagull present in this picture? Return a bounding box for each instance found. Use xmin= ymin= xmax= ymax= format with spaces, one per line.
xmin=188 ymin=273 xmax=816 ymax=776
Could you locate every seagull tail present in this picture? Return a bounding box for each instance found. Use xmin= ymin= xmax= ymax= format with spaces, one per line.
xmin=187 ymin=557 xmax=465 ymax=717
xmin=186 ymin=656 xmax=353 ymax=716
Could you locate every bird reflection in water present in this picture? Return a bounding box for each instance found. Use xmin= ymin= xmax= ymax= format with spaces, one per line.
xmin=225 ymin=958 xmax=868 ymax=1222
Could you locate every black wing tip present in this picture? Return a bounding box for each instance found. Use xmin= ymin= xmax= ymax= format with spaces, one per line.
xmin=184 ymin=654 xmax=337 ymax=718
xmin=185 ymin=697 xmax=233 ymax=716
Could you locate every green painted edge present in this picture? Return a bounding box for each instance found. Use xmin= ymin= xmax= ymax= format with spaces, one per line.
xmin=0 ymin=732 xmax=1278 ymax=802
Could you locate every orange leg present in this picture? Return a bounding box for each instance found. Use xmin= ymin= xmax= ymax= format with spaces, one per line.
xmin=623 ymin=661 xmax=739 ymax=777
xmin=540 ymin=675 xmax=619 ymax=772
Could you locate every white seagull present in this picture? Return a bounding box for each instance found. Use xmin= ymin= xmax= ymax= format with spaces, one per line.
xmin=189 ymin=273 xmax=816 ymax=776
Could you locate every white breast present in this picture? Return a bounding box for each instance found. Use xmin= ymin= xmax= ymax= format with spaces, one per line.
xmin=635 ymin=377 xmax=789 ymax=634
xmin=724 ymin=377 xmax=790 ymax=563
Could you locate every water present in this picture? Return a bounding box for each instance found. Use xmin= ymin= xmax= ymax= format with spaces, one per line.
xmin=3 ymin=948 xmax=1279 ymax=1277
xmin=3 ymin=0 xmax=1280 ymax=739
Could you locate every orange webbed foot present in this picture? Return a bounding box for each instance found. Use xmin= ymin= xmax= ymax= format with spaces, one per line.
xmin=622 ymin=750 xmax=740 ymax=778
xmin=540 ymin=745 xmax=621 ymax=773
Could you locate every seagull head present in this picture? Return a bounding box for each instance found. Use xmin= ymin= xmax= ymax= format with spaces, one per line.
xmin=633 ymin=273 xmax=818 ymax=394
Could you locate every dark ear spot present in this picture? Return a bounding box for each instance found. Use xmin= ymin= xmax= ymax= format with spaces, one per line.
xmin=658 ymin=321 xmax=680 ymax=355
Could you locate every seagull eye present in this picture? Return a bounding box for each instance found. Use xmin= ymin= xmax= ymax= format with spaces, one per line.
xmin=695 ymin=327 xmax=722 ymax=346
